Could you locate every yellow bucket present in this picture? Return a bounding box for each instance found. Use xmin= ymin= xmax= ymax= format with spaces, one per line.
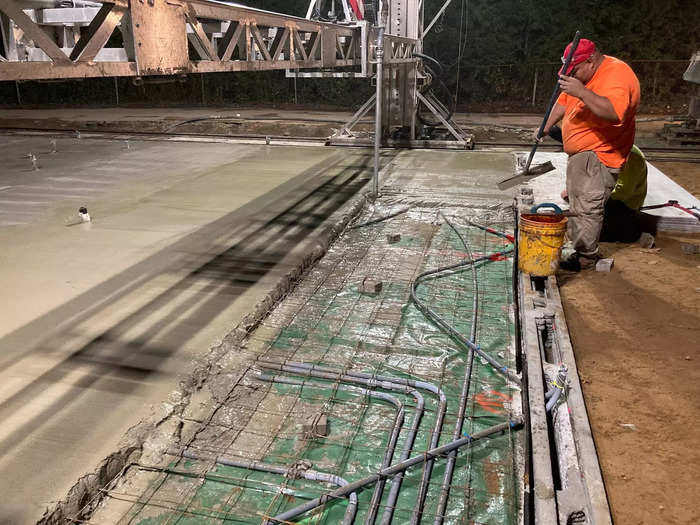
xmin=518 ymin=212 xmax=568 ymax=276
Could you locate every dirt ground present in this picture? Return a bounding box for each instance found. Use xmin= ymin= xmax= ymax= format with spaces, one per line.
xmin=558 ymin=162 xmax=700 ymax=525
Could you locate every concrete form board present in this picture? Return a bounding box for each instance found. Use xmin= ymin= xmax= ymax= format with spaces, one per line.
xmin=519 ymin=276 xmax=558 ymax=525
xmin=519 ymin=271 xmax=613 ymax=525
xmin=545 ymin=276 xmax=613 ymax=525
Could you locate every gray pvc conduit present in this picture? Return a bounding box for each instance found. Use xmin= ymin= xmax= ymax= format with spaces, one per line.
xmin=258 ymin=360 xmax=448 ymax=525
xmin=253 ymin=371 xmax=406 ymax=524
xmin=545 ymin=388 xmax=562 ymax=412
xmin=179 ymin=449 xmax=358 ymax=525
xmin=265 ymin=418 xmax=524 ymax=525
xmin=545 ymin=365 xmax=568 ymax=412
xmin=256 ymin=361 xmax=426 ymax=524
xmin=431 ymin=213 xmax=480 ymax=525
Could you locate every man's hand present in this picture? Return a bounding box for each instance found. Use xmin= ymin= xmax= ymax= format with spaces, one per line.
xmin=532 ymin=128 xmax=547 ymax=143
xmin=558 ymin=75 xmax=588 ymax=99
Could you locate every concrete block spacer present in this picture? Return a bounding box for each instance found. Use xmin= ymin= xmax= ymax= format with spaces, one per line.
xmin=359 ymin=278 xmax=383 ymax=294
xmin=386 ymin=233 xmax=401 ymax=244
xmin=595 ymin=258 xmax=614 ymax=272
xmin=638 ymin=232 xmax=655 ymax=249
xmin=302 ymin=413 xmax=329 ymax=439
xmin=680 ymin=242 xmax=700 ymax=255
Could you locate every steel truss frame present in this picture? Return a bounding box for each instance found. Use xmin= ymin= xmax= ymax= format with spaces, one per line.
xmin=0 ymin=0 xmax=418 ymax=81
xmin=0 ymin=0 xmax=470 ymax=145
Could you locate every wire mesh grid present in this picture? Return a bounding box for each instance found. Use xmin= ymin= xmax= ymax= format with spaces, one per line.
xmin=90 ymin=195 xmax=523 ymax=525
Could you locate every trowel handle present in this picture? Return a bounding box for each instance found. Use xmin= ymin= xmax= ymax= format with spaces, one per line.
xmin=525 ymin=31 xmax=582 ymax=173
xmin=540 ymin=30 xmax=582 ymax=136
xmin=530 ymin=203 xmax=563 ymax=214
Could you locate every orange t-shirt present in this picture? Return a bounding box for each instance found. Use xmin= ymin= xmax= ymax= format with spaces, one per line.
xmin=557 ymin=56 xmax=640 ymax=168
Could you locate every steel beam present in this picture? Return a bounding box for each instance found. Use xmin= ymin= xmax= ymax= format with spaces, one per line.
xmin=0 ymin=61 xmax=137 ymax=80
xmin=70 ymin=4 xmax=126 ymax=62
xmin=0 ymin=0 xmax=70 ymax=63
xmin=0 ymin=0 xmax=417 ymax=80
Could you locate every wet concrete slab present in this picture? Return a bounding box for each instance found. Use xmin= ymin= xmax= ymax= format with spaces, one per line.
xmin=0 ymin=135 xmax=374 ymax=523
xmin=83 ymin=147 xmax=524 ymax=525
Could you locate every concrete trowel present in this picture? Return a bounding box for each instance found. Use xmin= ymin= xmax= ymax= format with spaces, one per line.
xmin=497 ymin=30 xmax=582 ymax=190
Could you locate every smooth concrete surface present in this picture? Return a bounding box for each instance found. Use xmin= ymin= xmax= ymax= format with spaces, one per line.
xmin=0 ymin=134 xmax=373 ymax=523
xmin=524 ymin=151 xmax=700 ymax=231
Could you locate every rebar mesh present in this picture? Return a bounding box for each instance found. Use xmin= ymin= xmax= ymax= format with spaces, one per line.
xmin=88 ymin=151 xmax=524 ymax=525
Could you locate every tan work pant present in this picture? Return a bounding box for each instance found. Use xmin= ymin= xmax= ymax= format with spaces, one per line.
xmin=566 ymin=151 xmax=619 ymax=258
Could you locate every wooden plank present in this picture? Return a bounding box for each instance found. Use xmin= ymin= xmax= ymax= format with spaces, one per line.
xmin=291 ymin=28 xmax=307 ymax=61
xmin=519 ymin=276 xmax=558 ymax=525
xmin=346 ymin=33 xmax=355 ymax=59
xmin=188 ymin=0 xmax=345 ymax=34
xmin=321 ymin=28 xmax=336 ymax=67
xmin=190 ymin=59 xmax=323 ymax=73
xmin=546 ymin=276 xmax=613 ymax=525
xmin=306 ymin=31 xmax=320 ymax=60
xmin=335 ymin=35 xmax=345 ymax=60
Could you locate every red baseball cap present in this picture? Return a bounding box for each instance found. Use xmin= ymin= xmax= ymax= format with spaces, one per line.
xmin=560 ymin=39 xmax=596 ymax=75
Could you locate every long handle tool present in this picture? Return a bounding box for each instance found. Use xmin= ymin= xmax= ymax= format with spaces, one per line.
xmin=497 ymin=30 xmax=582 ymax=190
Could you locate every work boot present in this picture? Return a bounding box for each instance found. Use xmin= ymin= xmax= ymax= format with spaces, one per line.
xmin=558 ymin=252 xmax=597 ymax=272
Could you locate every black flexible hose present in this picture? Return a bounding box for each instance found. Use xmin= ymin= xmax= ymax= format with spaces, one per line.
xmin=430 ymin=212 xmax=479 ymax=525
xmin=410 ymin=221 xmax=521 ymax=385
xmin=413 ymin=53 xmax=456 ymax=127
xmin=413 ymin=52 xmax=444 ymax=75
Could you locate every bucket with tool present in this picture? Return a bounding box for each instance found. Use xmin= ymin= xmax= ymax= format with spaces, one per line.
xmin=518 ymin=203 xmax=568 ymax=276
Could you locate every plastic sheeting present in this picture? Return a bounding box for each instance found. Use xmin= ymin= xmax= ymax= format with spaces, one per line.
xmin=96 ymin=150 xmax=525 ymax=525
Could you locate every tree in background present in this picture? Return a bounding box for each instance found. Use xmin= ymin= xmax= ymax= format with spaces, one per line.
xmin=2 ymin=0 xmax=698 ymax=110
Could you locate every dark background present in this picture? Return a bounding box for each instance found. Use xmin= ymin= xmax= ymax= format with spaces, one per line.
xmin=1 ymin=0 xmax=698 ymax=112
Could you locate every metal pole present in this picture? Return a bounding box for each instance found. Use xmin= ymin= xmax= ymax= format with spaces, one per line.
xmin=531 ymin=68 xmax=538 ymax=106
xmin=15 ymin=81 xmax=21 ymax=106
xmin=305 ymin=0 xmax=318 ymax=19
xmin=422 ymin=0 xmax=452 ymax=37
xmin=294 ymin=69 xmax=298 ymax=105
xmin=114 ymin=77 xmax=119 ymax=106
xmin=373 ymin=26 xmax=384 ymax=199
